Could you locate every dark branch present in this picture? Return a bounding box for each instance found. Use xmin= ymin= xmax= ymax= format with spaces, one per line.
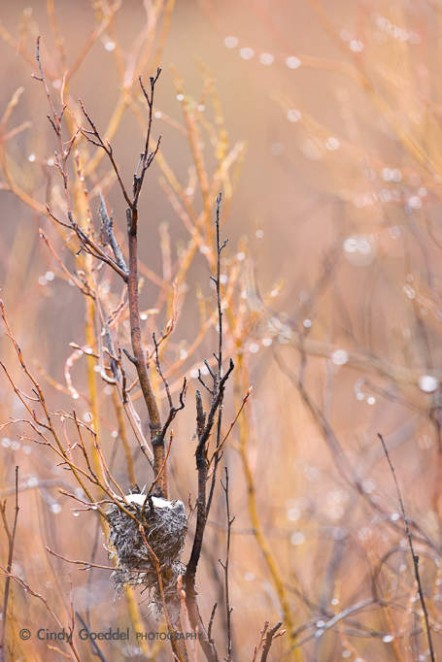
xmin=377 ymin=433 xmax=435 ymax=662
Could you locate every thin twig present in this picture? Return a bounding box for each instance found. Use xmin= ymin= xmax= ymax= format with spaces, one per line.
xmin=46 ymin=547 xmax=114 ymax=571
xmin=0 ymin=466 xmax=19 ymax=662
xmin=75 ymin=612 xmax=108 ymax=662
xmin=219 ymin=468 xmax=235 ymax=661
xmin=184 ymin=195 xmax=235 ymax=662
xmin=377 ymin=433 xmax=435 ymax=662
xmin=206 ymin=193 xmax=227 ymax=516
xmin=134 ymin=69 xmax=162 ymax=209
xmin=80 ymin=101 xmax=132 ymax=209
xmin=209 ymin=387 xmax=252 ymax=465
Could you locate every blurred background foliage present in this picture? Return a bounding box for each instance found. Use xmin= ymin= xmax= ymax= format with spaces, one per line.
xmin=1 ymin=1 xmax=442 ymax=660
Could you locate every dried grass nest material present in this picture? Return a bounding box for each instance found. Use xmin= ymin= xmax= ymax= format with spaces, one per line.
xmin=107 ymin=494 xmax=187 ymax=615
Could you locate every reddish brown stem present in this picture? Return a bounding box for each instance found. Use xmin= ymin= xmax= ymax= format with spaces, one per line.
xmin=127 ymin=212 xmax=165 ymax=494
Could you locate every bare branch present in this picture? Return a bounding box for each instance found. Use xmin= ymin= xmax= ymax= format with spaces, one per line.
xmin=378 ymin=433 xmax=435 ymax=662
xmin=260 ymin=621 xmax=285 ymax=662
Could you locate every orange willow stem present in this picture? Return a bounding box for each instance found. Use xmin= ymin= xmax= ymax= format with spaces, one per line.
xmin=124 ymin=586 xmax=151 ymax=658
xmin=235 ymin=352 xmax=304 ymax=662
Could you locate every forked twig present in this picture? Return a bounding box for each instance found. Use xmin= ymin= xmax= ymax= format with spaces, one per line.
xmin=260 ymin=621 xmax=285 ymax=662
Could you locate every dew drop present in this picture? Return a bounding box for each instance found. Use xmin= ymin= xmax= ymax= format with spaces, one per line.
xmin=349 ymin=39 xmax=364 ymax=52
xmin=408 ymin=196 xmax=422 ymax=210
xmin=325 ymin=137 xmax=340 ymax=151
xmin=287 ymin=507 xmax=301 ymax=521
xmin=362 ymin=479 xmax=376 ymax=494
xmin=224 ymin=36 xmax=239 ymax=49
xmin=403 ymin=284 xmax=416 ymax=299
xmin=287 ymin=108 xmax=302 ymax=123
xmin=259 ymin=52 xmax=274 ymax=65
xmin=290 ymin=531 xmax=305 ymax=546
xmin=285 ymin=55 xmax=301 ymax=69
xmin=331 ymin=349 xmax=348 ymax=366
xmin=418 ymin=375 xmax=439 ymax=393
xmin=239 ymin=47 xmax=255 ymax=60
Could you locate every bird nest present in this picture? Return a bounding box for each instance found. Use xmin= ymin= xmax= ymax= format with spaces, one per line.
xmin=106 ymin=494 xmax=187 ymax=621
